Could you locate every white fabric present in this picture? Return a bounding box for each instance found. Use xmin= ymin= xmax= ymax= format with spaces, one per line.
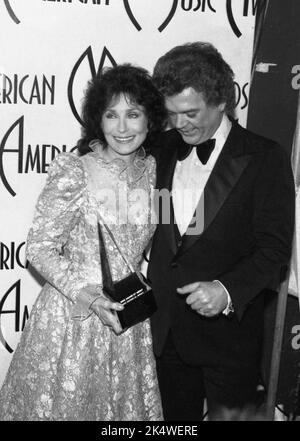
xmin=172 ymin=115 xmax=232 ymax=235
xmin=214 ymin=280 xmax=232 ymax=315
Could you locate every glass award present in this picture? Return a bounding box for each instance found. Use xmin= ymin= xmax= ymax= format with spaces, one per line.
xmin=97 ymin=220 xmax=157 ymax=330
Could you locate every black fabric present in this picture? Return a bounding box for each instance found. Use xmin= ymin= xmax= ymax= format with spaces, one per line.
xmin=177 ymin=138 xmax=216 ymax=163
xmin=156 ymin=332 xmax=259 ymax=420
xmin=156 ymin=332 xmax=205 ymax=421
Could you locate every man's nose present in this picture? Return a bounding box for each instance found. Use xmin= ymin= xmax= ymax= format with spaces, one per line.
xmin=173 ymin=114 xmax=187 ymax=129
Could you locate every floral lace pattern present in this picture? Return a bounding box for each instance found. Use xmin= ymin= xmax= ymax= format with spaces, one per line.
xmin=0 ymin=147 xmax=162 ymax=421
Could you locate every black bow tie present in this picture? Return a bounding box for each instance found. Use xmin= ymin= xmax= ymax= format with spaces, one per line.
xmin=177 ymin=138 xmax=216 ymax=164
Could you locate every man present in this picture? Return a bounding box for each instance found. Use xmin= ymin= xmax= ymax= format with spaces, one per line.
xmin=147 ymin=42 xmax=295 ymax=420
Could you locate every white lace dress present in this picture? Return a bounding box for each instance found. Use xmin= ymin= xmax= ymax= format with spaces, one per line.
xmin=0 ymin=143 xmax=162 ymax=421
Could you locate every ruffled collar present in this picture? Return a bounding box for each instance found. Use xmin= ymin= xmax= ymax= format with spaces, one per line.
xmin=88 ymin=139 xmax=147 ymax=183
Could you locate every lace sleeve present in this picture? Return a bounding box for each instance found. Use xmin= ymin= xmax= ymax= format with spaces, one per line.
xmin=26 ymin=153 xmax=87 ymax=304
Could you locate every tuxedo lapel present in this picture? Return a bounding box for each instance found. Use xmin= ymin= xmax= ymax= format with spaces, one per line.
xmin=156 ymin=131 xmax=184 ymax=255
xmin=177 ymin=123 xmax=252 ymax=257
xmin=204 ymin=153 xmax=251 ymax=231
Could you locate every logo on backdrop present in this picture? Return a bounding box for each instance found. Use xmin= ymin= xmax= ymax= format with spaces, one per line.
xmin=234 ymin=81 xmax=249 ymax=110
xmin=1 ymin=242 xmax=28 ymax=271
xmin=123 ymin=0 xmax=180 ymax=32
xmin=0 ymin=244 xmax=29 ymax=353
xmin=4 ymin=1 xmax=110 ymax=25
xmin=68 ymin=46 xmax=117 ymax=125
xmin=4 ymin=0 xmax=20 ymax=24
xmin=180 ymin=0 xmax=216 ymax=12
xmin=42 ymin=0 xmax=110 ymax=4
xmin=123 ymin=0 xmax=256 ymax=35
xmin=0 ymin=74 xmax=55 ymax=105
xmin=0 ymin=116 xmax=76 ymax=197
xmin=226 ymin=0 xmax=258 ymax=38
xmin=0 ymin=280 xmax=29 ymax=353
xmin=4 ymin=0 xmax=256 ymax=36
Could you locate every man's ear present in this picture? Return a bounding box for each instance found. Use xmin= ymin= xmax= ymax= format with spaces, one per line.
xmin=218 ymin=102 xmax=226 ymax=112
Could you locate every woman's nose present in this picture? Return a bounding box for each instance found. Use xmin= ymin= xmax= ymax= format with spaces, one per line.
xmin=117 ymin=117 xmax=128 ymax=132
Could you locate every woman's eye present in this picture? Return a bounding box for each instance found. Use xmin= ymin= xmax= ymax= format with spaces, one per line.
xmin=128 ymin=112 xmax=139 ymax=118
xmin=105 ymin=112 xmax=115 ymax=119
xmin=186 ymin=113 xmax=196 ymax=118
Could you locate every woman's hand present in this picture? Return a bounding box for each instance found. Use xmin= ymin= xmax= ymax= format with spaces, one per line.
xmin=90 ymin=295 xmax=124 ymax=335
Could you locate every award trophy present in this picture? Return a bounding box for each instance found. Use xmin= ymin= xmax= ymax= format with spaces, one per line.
xmin=97 ymin=217 xmax=157 ymax=330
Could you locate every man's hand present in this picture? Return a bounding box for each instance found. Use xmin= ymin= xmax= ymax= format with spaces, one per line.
xmin=177 ymin=281 xmax=228 ymax=317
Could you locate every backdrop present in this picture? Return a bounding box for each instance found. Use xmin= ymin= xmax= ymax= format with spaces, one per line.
xmin=0 ymin=0 xmax=256 ymax=386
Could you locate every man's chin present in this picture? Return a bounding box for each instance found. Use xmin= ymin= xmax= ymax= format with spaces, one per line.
xmin=181 ymin=134 xmax=201 ymax=145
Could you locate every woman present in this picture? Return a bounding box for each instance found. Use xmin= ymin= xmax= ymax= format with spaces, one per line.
xmin=0 ymin=64 xmax=167 ymax=421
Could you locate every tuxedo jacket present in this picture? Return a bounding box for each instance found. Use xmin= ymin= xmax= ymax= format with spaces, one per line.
xmin=148 ymin=121 xmax=295 ymax=370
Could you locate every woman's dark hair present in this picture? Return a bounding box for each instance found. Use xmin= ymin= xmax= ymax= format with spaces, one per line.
xmin=153 ymin=42 xmax=236 ymax=115
xmin=77 ymin=64 xmax=167 ymax=155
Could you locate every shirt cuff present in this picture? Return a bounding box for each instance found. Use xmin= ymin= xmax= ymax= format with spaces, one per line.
xmin=213 ymin=280 xmax=234 ymax=316
xmin=71 ymin=284 xmax=102 ymax=321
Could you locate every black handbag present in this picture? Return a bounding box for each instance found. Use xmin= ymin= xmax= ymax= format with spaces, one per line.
xmin=97 ymin=217 xmax=157 ymax=330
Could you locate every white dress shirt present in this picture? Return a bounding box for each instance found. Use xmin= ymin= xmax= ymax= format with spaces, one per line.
xmin=172 ymin=114 xmax=232 ymax=234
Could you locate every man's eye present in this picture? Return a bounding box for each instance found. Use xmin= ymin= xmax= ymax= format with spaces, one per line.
xmin=186 ymin=113 xmax=197 ymax=118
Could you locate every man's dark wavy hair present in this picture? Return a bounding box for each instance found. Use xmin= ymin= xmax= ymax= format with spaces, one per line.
xmin=77 ymin=64 xmax=167 ymax=155
xmin=153 ymin=42 xmax=236 ymax=115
